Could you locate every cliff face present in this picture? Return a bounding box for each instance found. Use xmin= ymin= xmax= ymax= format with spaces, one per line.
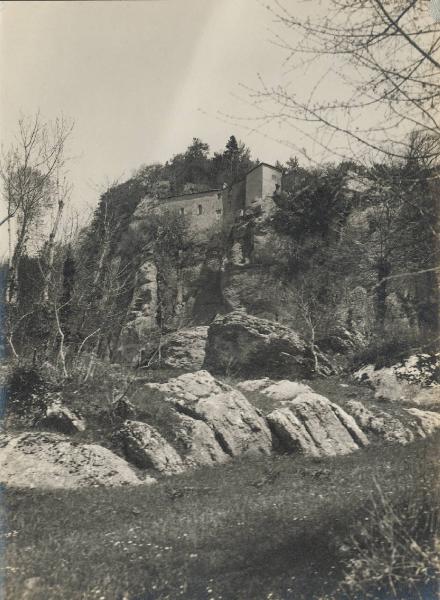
xmin=119 ymin=194 xmax=421 ymax=366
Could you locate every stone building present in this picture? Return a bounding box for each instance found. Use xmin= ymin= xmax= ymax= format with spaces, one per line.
xmin=135 ymin=162 xmax=282 ymax=234
xmin=222 ymin=162 xmax=282 ymax=228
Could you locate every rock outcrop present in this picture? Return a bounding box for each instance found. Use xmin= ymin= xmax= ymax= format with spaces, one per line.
xmin=158 ymin=326 xmax=208 ymax=371
xmin=317 ymin=326 xmax=366 ymax=355
xmin=345 ymin=400 xmax=414 ymax=444
xmin=267 ymin=392 xmax=368 ymax=457
xmin=144 ymin=370 xmax=273 ymax=457
xmin=0 ymin=432 xmax=151 ymax=489
xmin=117 ymin=315 xmax=157 ymax=366
xmin=345 ymin=400 xmax=440 ymax=444
xmin=405 ymin=407 xmax=440 ymax=437
xmin=120 ymin=420 xmax=184 ymax=474
xmin=203 ymin=311 xmax=314 ymax=378
xmin=173 ymin=413 xmax=230 ymax=468
xmin=354 ymin=364 xmax=422 ymax=403
xmin=354 ymin=354 xmax=439 ymax=403
xmin=411 ymin=387 xmax=440 ymax=408
xmin=238 ymin=379 xmax=313 ymax=403
xmin=37 ymin=395 xmax=86 ymax=434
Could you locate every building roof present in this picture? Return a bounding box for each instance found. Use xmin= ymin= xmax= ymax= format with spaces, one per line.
xmin=245 ymin=162 xmax=283 ymax=176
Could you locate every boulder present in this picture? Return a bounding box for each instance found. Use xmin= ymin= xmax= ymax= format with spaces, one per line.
xmin=354 ymin=354 xmax=439 ymax=403
xmin=173 ymin=413 xmax=230 ymax=468
xmin=144 ymin=370 xmax=273 ymax=457
xmin=394 ymin=354 xmax=440 ymax=387
xmin=259 ymin=380 xmax=313 ymax=402
xmin=345 ymin=400 xmax=440 ymax=444
xmin=0 ymin=432 xmax=151 ymax=489
xmin=354 ymin=365 xmax=418 ymax=403
xmin=203 ymin=311 xmax=314 ymax=378
xmin=267 ymin=392 xmax=368 ymax=457
xmin=345 ymin=400 xmax=414 ymax=445
xmin=317 ymin=326 xmax=366 ymax=354
xmin=236 ymin=378 xmax=272 ymax=392
xmin=411 ymin=387 xmax=440 ymax=408
xmin=158 ymin=326 xmax=208 ymax=371
xmin=37 ymin=395 xmax=86 ymax=434
xmin=405 ymin=408 xmax=440 ymax=437
xmin=120 ymin=420 xmax=184 ymax=474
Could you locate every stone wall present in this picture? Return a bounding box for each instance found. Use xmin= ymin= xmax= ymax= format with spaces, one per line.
xmin=136 ymin=164 xmax=282 ymax=236
xmin=246 ymin=164 xmax=282 ymax=215
xmin=157 ymin=190 xmax=223 ymax=233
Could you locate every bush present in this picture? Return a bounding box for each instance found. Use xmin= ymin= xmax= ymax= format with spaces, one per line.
xmin=352 ymin=333 xmax=419 ymax=369
xmin=6 ymin=362 xmax=51 ymax=423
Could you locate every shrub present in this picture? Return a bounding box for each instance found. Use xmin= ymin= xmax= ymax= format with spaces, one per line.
xmin=6 ymin=362 xmax=51 ymax=424
xmin=352 ymin=333 xmax=419 ymax=369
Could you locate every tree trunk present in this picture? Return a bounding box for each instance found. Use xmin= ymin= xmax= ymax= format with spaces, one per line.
xmin=41 ymin=195 xmax=65 ymax=304
xmin=375 ymin=257 xmax=391 ymax=329
xmin=7 ymin=216 xmax=28 ymax=305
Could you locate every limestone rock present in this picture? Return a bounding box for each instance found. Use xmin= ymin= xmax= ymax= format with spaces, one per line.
xmin=236 ymin=378 xmax=272 ymax=392
xmin=203 ymin=311 xmax=314 ymax=378
xmin=145 ymin=370 xmax=273 ymax=457
xmin=317 ymin=326 xmax=366 ymax=354
xmin=267 ymin=392 xmax=368 ymax=457
xmin=354 ymin=354 xmax=439 ymax=403
xmin=120 ymin=420 xmax=184 ymax=474
xmin=260 ymin=380 xmax=313 ymax=402
xmin=345 ymin=401 xmax=440 ymax=444
xmin=405 ymin=408 xmax=440 ymax=437
xmin=159 ymin=326 xmax=208 ymax=370
xmin=237 ymin=378 xmax=313 ymax=403
xmin=0 ymin=432 xmax=150 ymax=489
xmin=37 ymin=395 xmax=86 ymax=434
xmin=128 ymin=260 xmax=158 ymax=323
xmin=412 ymin=387 xmax=440 ymax=408
xmin=354 ymin=365 xmax=418 ymax=403
xmin=173 ymin=413 xmax=230 ymax=468
xmin=117 ymin=316 xmax=157 ymax=366
xmin=394 ymin=354 xmax=440 ymax=387
xmin=345 ymin=400 xmax=414 ymax=445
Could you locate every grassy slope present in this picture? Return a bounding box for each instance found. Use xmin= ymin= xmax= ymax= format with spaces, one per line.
xmin=3 ymin=430 xmax=439 ymax=600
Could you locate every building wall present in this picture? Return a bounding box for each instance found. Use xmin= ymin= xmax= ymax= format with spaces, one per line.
xmin=142 ymin=163 xmax=282 ymax=234
xmin=259 ymin=164 xmax=282 ymax=216
xmin=245 ymin=164 xmax=281 ymax=212
xmin=245 ymin=166 xmax=263 ymax=208
xmin=158 ymin=190 xmax=223 ymax=232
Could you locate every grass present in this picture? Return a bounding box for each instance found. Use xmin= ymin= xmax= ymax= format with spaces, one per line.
xmin=3 ymin=431 xmax=439 ymax=600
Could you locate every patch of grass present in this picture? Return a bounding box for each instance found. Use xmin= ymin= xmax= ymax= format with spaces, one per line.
xmin=339 ymin=481 xmax=439 ymax=599
xmin=4 ymin=433 xmax=439 ymax=600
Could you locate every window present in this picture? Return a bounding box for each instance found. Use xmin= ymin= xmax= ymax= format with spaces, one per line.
xmin=216 ymin=208 xmax=222 ymax=215
xmin=272 ymin=173 xmax=278 ymax=181
xmin=180 ymin=207 xmax=185 ymax=215
xmin=198 ymin=204 xmax=203 ymax=215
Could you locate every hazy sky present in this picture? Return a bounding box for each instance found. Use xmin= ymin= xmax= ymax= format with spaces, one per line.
xmin=1 ymin=0 xmax=308 ymax=223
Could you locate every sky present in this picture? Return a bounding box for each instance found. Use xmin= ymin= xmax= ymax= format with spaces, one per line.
xmin=0 ymin=1 xmax=304 ymax=223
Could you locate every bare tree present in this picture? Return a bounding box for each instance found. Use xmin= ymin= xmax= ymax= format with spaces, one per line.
xmin=1 ymin=113 xmax=74 ymax=304
xmin=258 ymin=0 xmax=440 ymax=161
xmin=41 ymin=173 xmax=73 ymax=305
